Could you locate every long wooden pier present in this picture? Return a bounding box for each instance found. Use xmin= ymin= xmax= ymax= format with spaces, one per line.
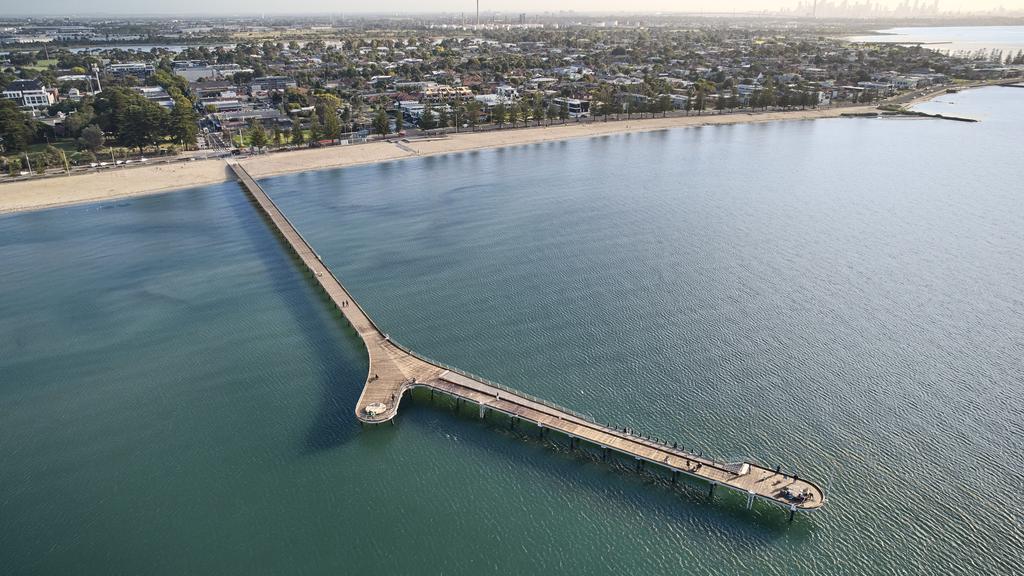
xmin=230 ymin=162 xmax=825 ymax=518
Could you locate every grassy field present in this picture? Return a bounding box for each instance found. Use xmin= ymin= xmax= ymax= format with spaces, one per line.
xmin=19 ymin=58 xmax=58 ymax=71
xmin=24 ymin=141 xmax=78 ymax=154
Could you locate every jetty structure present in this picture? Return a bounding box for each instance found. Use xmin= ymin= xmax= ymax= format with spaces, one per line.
xmin=230 ymin=162 xmax=826 ymax=520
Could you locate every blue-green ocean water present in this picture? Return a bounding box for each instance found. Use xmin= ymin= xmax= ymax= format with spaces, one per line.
xmin=1 ymin=87 xmax=1022 ymax=575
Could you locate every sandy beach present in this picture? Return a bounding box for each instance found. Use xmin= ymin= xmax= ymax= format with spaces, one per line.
xmin=0 ymin=90 xmax=970 ymax=214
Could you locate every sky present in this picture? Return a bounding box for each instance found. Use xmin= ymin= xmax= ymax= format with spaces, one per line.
xmin=9 ymin=0 xmax=1024 ymax=15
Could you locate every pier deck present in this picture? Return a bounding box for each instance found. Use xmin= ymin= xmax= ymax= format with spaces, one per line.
xmin=230 ymin=161 xmax=825 ymax=515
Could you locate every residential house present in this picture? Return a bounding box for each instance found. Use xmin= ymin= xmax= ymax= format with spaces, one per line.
xmin=106 ymin=62 xmax=155 ymax=79
xmin=2 ymin=79 xmax=55 ymax=108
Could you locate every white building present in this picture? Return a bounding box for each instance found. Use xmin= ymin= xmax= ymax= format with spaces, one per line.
xmin=2 ymin=79 xmax=55 ymax=108
xmin=106 ymin=63 xmax=155 ymax=79
xmin=552 ymin=97 xmax=591 ymax=118
xmin=495 ymin=85 xmax=519 ymax=101
xmin=893 ymin=76 xmax=922 ymax=90
xmin=173 ymin=62 xmax=245 ymax=82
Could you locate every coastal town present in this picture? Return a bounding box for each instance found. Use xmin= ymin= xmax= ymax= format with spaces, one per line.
xmin=2 ymin=15 xmax=1022 ymax=178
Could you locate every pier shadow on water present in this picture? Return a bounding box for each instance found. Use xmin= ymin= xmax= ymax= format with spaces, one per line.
xmin=388 ymin=391 xmax=818 ymax=541
xmin=225 ymin=184 xmax=367 ymax=454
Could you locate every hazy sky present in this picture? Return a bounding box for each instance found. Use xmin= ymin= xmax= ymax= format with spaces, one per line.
xmin=12 ymin=0 xmax=1024 ymax=15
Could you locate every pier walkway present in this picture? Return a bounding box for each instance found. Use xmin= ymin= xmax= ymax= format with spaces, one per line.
xmin=230 ymin=161 xmax=825 ymax=517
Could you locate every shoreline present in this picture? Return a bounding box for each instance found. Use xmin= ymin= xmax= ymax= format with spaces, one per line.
xmin=0 ymin=84 xmax=991 ymax=215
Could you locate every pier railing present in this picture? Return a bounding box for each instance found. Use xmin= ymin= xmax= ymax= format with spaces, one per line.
xmin=387 ymin=338 xmax=748 ymax=473
xmin=386 ymin=338 xmax=597 ymax=422
xmin=233 ymin=163 xmax=390 ymax=339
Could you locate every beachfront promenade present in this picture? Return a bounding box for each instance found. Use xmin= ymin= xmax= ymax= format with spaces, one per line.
xmin=230 ymin=161 xmax=825 ymax=518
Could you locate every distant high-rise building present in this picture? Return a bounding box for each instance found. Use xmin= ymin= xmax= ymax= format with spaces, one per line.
xmin=794 ymin=0 xmax=944 ymax=18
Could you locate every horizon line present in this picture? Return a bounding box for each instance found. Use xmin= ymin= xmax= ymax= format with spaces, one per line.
xmin=4 ymin=11 xmax=1024 ymax=18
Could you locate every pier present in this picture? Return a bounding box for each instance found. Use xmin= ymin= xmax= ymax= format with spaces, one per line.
xmin=230 ymin=161 xmax=826 ymax=518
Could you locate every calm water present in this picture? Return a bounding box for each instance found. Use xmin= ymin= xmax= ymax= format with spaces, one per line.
xmin=850 ymin=25 xmax=1024 ymax=55
xmin=2 ymin=87 xmax=1022 ymax=575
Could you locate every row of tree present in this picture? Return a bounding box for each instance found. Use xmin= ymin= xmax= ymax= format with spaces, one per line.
xmin=401 ymin=96 xmax=573 ymax=133
xmin=90 ymin=86 xmax=198 ymax=152
xmin=0 ymin=99 xmax=39 ymax=153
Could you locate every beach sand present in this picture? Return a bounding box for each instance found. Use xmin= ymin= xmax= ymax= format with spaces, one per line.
xmin=0 ymin=160 xmax=234 ymax=214
xmin=0 ymin=98 xmax=953 ymax=214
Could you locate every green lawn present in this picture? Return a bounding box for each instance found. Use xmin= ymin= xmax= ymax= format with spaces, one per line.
xmin=24 ymin=140 xmax=78 ymax=154
xmin=19 ymin=59 xmax=58 ymax=71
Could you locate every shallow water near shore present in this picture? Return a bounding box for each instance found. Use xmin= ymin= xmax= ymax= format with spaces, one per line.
xmin=1 ymin=87 xmax=1022 ymax=575
xmin=849 ymin=25 xmax=1024 ymax=54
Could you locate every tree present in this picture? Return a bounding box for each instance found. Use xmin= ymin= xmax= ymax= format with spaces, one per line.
xmin=520 ymin=102 xmax=532 ymax=126
xmin=492 ymin=103 xmax=506 ymax=127
xmin=248 ymin=120 xmax=269 ymax=148
xmin=749 ymin=90 xmax=761 ymax=110
xmin=437 ymin=107 xmax=449 ymax=129
xmin=317 ymin=93 xmax=343 ymax=117
xmin=394 ymin=110 xmax=404 ymax=133
xmin=507 ymin=102 xmax=519 ymax=127
xmin=308 ymin=113 xmax=323 ymax=143
xmin=63 ymin=104 xmax=95 ymax=137
xmin=6 ymin=156 xmax=22 ymax=176
xmin=451 ymin=105 xmax=462 ymax=132
xmin=93 ymin=87 xmax=168 ymax=152
xmin=420 ymin=105 xmax=436 ymax=130
xmin=611 ymin=99 xmax=623 ymax=120
xmin=118 ymin=104 xmax=167 ymax=153
xmin=0 ymin=99 xmax=35 ymax=153
xmin=168 ymin=100 xmax=198 ymax=148
xmin=596 ymin=86 xmax=615 ymax=121
xmin=533 ymin=98 xmax=545 ymax=126
xmin=657 ymin=95 xmax=672 ymax=117
xmin=559 ymin=102 xmax=569 ymax=123
xmin=273 ymin=126 xmax=283 ymax=146
xmin=372 ymin=109 xmax=389 ymax=136
xmin=465 ymin=100 xmax=480 ymax=130
xmin=761 ymin=85 xmax=776 ymax=110
xmin=79 ymin=124 xmax=105 ymax=152
xmin=693 ymin=81 xmax=712 ymax=115
xmin=714 ymin=92 xmax=726 ymax=113
xmin=323 ymin=110 xmax=341 ymax=140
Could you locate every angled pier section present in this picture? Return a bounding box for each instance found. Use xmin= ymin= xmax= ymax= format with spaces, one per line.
xmin=230 ymin=161 xmax=825 ymax=517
